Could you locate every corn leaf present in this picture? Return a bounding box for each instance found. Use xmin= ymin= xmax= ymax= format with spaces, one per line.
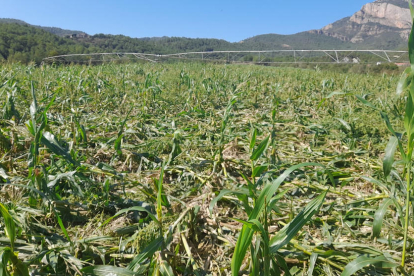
xmin=397 ymin=67 xmax=412 ymax=96
xmin=409 ymin=0 xmax=414 ymax=65
xmin=379 ymin=112 xmax=406 ymax=159
xmin=209 ymin=188 xmax=249 ymax=215
xmin=159 ymin=260 xmax=174 ymax=276
xmin=0 ymin=204 xmax=16 ymax=251
xmin=251 ymin=163 xmax=325 ymax=225
xmin=373 ymin=198 xmax=394 ymax=238
xmin=47 ymin=251 xmax=58 ymax=273
xmin=47 ymin=171 xmax=83 ymax=196
xmin=43 ymin=93 xmax=57 ymax=116
xmin=383 ymin=136 xmax=398 ymax=178
xmin=41 ymin=131 xmax=76 ymax=165
xmin=77 ymin=122 xmax=88 ymax=143
xmin=231 ymin=162 xmax=325 ymax=275
xmin=335 ymin=118 xmax=352 ymax=132
xmin=0 ymin=247 xmax=11 ymax=276
xmin=410 ymin=0 xmax=414 ymax=19
xmin=30 ymin=81 xmax=38 ymax=126
xmin=252 ymin=165 xmax=268 ymax=178
xmin=54 ymin=209 xmax=72 ymax=245
xmin=250 ymin=135 xmax=270 ymax=161
xmin=82 ymin=265 xmax=140 ymax=276
xmin=307 ymin=253 xmax=318 ymax=276
xmin=128 ymin=237 xmax=163 ymax=271
xmin=275 ymin=253 xmax=292 ymax=276
xmin=269 ymin=190 xmax=327 ymax=253
xmin=250 ymin=129 xmax=257 ymax=150
xmin=0 ymin=79 xmax=8 ymax=90
xmin=0 ymin=247 xmax=29 ymax=276
xmin=0 ymin=168 xmax=8 ymax=183
xmin=167 ymin=131 xmax=182 ymax=165
xmin=157 ymin=164 xmax=165 ymax=220
xmin=10 ymin=251 xmax=30 ymax=276
xmin=114 ymin=133 xmax=123 ymax=155
xmin=249 ymin=219 xmax=269 ymax=246
xmin=102 ymin=206 xmax=160 ymax=227
xmin=404 ymin=89 xmax=414 ymax=135
xmin=355 ymin=95 xmax=379 ymax=111
xmin=341 ymin=255 xmax=398 ymax=276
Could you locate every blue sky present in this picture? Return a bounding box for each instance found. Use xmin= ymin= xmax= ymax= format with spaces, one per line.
xmin=3 ymin=0 xmax=371 ymax=42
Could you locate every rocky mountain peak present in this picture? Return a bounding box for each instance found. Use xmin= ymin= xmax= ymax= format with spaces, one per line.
xmin=314 ymin=0 xmax=411 ymax=47
xmin=349 ymin=1 xmax=410 ymax=29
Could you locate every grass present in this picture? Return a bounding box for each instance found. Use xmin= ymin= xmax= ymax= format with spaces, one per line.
xmin=0 ymin=60 xmax=411 ymax=275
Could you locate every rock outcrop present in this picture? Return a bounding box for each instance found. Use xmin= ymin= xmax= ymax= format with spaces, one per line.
xmin=312 ymin=0 xmax=411 ymax=47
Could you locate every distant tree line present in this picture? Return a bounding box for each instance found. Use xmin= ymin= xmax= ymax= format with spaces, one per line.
xmin=0 ymin=22 xmax=408 ymax=64
xmin=0 ymin=23 xmax=239 ymax=64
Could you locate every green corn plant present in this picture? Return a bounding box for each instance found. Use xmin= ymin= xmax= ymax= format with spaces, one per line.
xmin=238 ymin=128 xmax=271 ymax=207
xmin=213 ymin=95 xmax=237 ymax=175
xmin=26 ymin=82 xmax=75 ymax=167
xmin=2 ymin=92 xmax=20 ymax=121
xmin=96 ymin=163 xmax=175 ymax=275
xmin=249 ymin=129 xmax=270 ymax=181
xmin=0 ymin=181 xmax=86 ymax=274
xmin=210 ymin=128 xmax=330 ymax=274
xmin=0 ymin=130 xmax=11 ymax=154
xmin=210 ymin=161 xmax=328 ymax=275
xmin=270 ymin=90 xmax=280 ymax=165
xmin=26 ymin=82 xmax=43 ymax=169
xmin=114 ymin=106 xmax=133 ymax=157
xmin=156 ymin=163 xmax=166 ymax=233
xmin=74 ymin=117 xmax=88 ymax=144
xmin=355 ymin=1 xmax=414 ymax=268
xmin=0 ymin=203 xmax=29 ymax=276
xmin=103 ymin=179 xmax=111 ymax=206
xmin=150 ymin=163 xmax=175 ymax=275
xmin=89 ymin=202 xmax=162 ymax=274
xmin=167 ymin=130 xmax=182 ymax=165
xmin=400 ymin=6 xmax=414 ymax=265
xmin=27 ymin=82 xmax=77 ymax=196
xmin=397 ymin=5 xmax=414 ymax=264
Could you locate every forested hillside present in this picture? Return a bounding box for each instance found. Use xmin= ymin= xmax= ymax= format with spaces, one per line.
xmin=0 ymin=23 xmax=95 ymax=63
xmin=0 ymin=20 xmax=357 ymax=64
xmin=0 ymin=18 xmax=85 ymax=37
xmin=241 ymin=32 xmax=355 ymax=50
xmin=0 ymin=23 xmax=241 ymax=63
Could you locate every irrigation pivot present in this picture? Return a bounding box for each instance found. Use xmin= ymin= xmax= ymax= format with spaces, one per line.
xmin=42 ymin=50 xmax=409 ymax=65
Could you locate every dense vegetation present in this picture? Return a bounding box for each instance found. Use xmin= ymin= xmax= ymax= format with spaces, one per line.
xmin=0 ymin=22 xmax=238 ymax=63
xmin=0 ymin=18 xmax=86 ymax=37
xmin=0 ymin=61 xmax=412 ymax=275
xmin=240 ymin=32 xmax=355 ymax=50
xmin=1 ymin=19 xmax=403 ymax=64
xmin=0 ymin=23 xmax=94 ymax=63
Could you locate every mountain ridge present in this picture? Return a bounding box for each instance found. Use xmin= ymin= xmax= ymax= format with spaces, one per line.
xmin=0 ymin=18 xmax=87 ymax=37
xmin=313 ymin=0 xmax=411 ymax=49
xmin=2 ymin=0 xmax=411 ymax=48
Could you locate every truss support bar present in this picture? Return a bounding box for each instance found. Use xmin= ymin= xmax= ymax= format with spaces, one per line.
xmin=42 ymin=50 xmax=409 ymax=65
xmin=132 ymin=54 xmax=157 ymax=63
xmin=323 ymin=51 xmax=337 ymax=63
xmin=383 ymin=51 xmax=391 ymax=62
xmin=335 ymin=51 xmax=339 ymax=63
xmin=369 ymin=51 xmax=389 ymax=62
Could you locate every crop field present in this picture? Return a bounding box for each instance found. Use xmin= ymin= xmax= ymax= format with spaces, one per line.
xmin=0 ymin=61 xmax=413 ymax=275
